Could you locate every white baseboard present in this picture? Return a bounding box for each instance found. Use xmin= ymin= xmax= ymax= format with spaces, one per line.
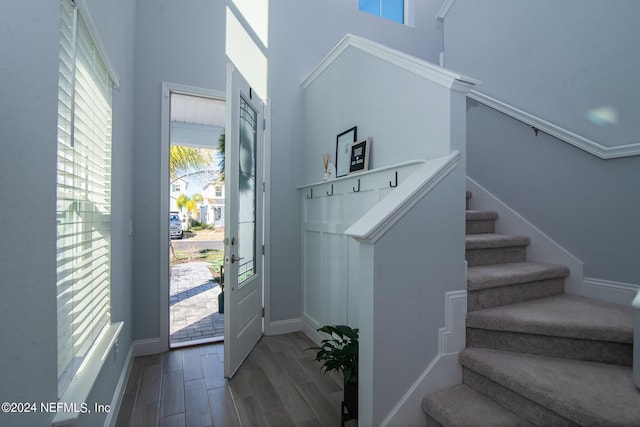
xmin=583 ymin=277 xmax=640 ymax=306
xmin=104 ymin=344 xmax=134 ymax=427
xmin=265 ymin=318 xmax=302 ymax=336
xmin=302 ymin=315 xmax=324 ymax=345
xmin=132 ymin=337 xmax=164 ymax=357
xmin=380 ymin=291 xmax=467 ymax=427
xmin=466 ymin=177 xmax=584 ymax=295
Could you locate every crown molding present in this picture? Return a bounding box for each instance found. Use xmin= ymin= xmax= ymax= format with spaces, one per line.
xmin=436 ymin=0 xmax=456 ymax=21
xmin=302 ymin=34 xmax=478 ymax=92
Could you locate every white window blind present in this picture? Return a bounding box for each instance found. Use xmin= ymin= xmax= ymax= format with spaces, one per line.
xmin=56 ymin=0 xmax=112 ymax=397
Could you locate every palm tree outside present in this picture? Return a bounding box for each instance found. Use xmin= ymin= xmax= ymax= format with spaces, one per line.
xmin=170 ymin=145 xmax=213 ymax=182
xmin=217 ymin=133 xmax=225 ymax=182
xmin=176 ymin=193 xmax=204 ymax=225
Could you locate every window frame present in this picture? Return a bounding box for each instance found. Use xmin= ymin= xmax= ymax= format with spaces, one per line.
xmin=54 ymin=0 xmax=122 ymax=423
xmin=357 ymin=0 xmax=414 ymax=26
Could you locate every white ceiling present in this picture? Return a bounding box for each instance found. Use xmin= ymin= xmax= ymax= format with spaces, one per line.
xmin=171 ymin=93 xmax=225 ymax=128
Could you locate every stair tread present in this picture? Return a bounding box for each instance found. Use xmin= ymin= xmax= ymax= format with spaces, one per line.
xmin=467 ymin=261 xmax=569 ymax=291
xmin=467 ymin=294 xmax=633 ymax=343
xmin=422 ymin=384 xmax=534 ymax=427
xmin=466 ymin=233 xmax=530 ymax=249
xmin=466 ymin=210 xmax=499 ymax=220
xmin=461 ymin=348 xmax=640 ymax=426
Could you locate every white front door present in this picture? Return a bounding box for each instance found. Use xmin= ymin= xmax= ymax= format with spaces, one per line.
xmin=224 ymin=63 xmax=264 ymax=378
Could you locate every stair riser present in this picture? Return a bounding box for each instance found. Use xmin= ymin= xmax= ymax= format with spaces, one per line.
xmin=462 ymin=367 xmax=578 ymax=427
xmin=467 ymin=278 xmax=565 ymax=311
xmin=466 ymin=247 xmax=527 ymax=266
xmin=466 ymin=219 xmax=495 ymax=234
xmin=466 ymin=329 xmax=633 ymax=366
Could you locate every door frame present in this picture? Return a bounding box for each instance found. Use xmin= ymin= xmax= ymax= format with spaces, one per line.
xmin=159 ymin=82 xmax=272 ymax=352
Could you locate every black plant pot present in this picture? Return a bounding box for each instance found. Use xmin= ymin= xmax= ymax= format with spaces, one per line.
xmin=343 ymin=381 xmax=358 ymax=419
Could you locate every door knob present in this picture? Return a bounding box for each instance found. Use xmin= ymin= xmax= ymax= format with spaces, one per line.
xmin=231 ymin=254 xmax=244 ymax=263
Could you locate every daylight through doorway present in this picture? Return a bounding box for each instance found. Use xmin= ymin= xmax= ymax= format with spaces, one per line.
xmin=169 ymin=93 xmax=226 ymax=348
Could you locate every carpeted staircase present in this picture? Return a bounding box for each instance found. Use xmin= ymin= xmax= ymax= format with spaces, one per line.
xmin=422 ymin=191 xmax=639 ymax=426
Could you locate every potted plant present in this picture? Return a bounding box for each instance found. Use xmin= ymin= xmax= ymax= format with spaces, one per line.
xmin=309 ymin=325 xmax=359 ymax=420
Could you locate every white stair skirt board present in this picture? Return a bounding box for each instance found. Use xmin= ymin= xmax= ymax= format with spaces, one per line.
xmin=583 ymin=277 xmax=640 ymax=306
xmin=380 ymin=290 xmax=467 ymax=427
xmin=466 ymin=177 xmax=584 ymax=296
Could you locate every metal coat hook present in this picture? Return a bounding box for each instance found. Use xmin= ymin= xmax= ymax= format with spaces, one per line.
xmin=326 ymin=184 xmax=334 ymax=196
xmin=306 ymin=188 xmax=313 ymax=199
xmin=389 ymin=171 xmax=398 ymax=188
xmin=352 ymin=179 xmax=361 ymax=193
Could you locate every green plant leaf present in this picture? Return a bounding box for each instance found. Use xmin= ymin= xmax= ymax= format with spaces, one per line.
xmin=306 ymin=325 xmax=359 ymax=384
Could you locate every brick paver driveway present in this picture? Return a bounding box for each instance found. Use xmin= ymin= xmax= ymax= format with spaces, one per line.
xmin=170 ymin=262 xmax=224 ymax=345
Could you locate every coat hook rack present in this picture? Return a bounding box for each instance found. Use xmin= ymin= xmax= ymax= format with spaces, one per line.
xmin=306 ymin=188 xmax=313 ymax=199
xmin=389 ymin=171 xmax=398 ymax=188
xmin=326 ymin=184 xmax=334 ymax=196
xmin=352 ymin=178 xmax=360 ymax=193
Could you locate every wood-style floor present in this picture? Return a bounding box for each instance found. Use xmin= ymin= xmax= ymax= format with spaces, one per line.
xmin=115 ymin=332 xmax=356 ymax=426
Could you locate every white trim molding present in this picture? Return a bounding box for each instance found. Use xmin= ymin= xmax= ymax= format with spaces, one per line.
xmin=380 ymin=291 xmax=467 ymax=427
xmin=302 ymin=316 xmax=325 ymax=346
xmin=436 ymin=0 xmax=456 ymax=21
xmin=302 ymin=34 xmax=478 ymax=92
xmin=52 ymin=322 xmax=123 ymax=426
xmin=266 ymin=318 xmax=303 ymax=336
xmin=439 ymin=289 xmax=467 ymax=355
xmin=466 ymin=177 xmax=585 ymax=296
xmin=583 ymin=277 xmax=640 ymax=306
xmin=132 ymin=338 xmax=164 ymax=357
xmin=346 ymin=151 xmax=459 ymax=243
xmin=104 ymin=344 xmax=135 ymax=427
xmin=74 ymin=0 xmax=120 ymax=88
xmin=469 ymin=90 xmax=640 ymax=159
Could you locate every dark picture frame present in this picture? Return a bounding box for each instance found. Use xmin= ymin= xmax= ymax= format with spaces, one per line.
xmin=336 ymin=126 xmax=357 ymax=177
xmin=349 ymin=138 xmax=371 ymax=174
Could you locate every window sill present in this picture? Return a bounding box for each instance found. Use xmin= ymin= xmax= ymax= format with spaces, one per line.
xmin=52 ymin=321 xmax=123 ymax=427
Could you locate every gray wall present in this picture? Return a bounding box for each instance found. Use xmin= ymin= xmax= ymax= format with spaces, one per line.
xmin=268 ymin=0 xmax=446 ymax=321
xmin=370 ymin=165 xmax=466 ymax=424
xmin=0 ymin=3 xmax=59 ymax=425
xmin=132 ymin=0 xmax=447 ymax=336
xmin=466 ymin=102 xmax=640 ymax=286
xmin=303 ymin=44 xmax=454 ymax=184
xmin=0 ymin=1 xmax=136 ymax=426
xmin=444 ymin=0 xmax=640 ymax=150
xmin=443 ymin=0 xmax=640 ymax=287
